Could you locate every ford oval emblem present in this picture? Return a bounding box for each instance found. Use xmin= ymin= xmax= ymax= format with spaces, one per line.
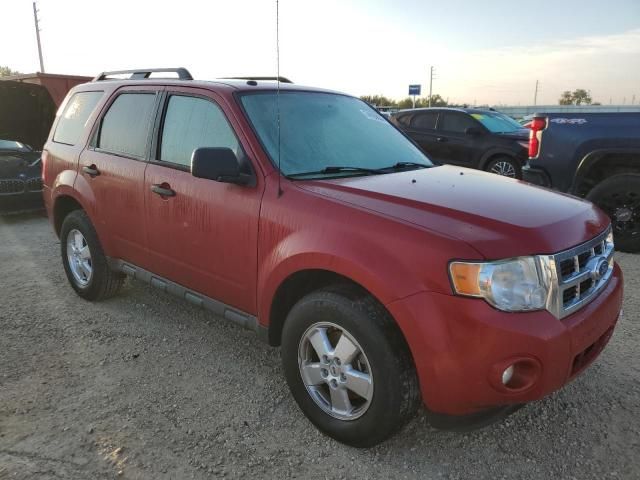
xmin=595 ymin=258 xmax=609 ymax=280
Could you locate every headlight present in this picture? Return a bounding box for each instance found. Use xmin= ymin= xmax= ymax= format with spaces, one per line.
xmin=449 ymin=257 xmax=548 ymax=312
xmin=606 ymin=230 xmax=615 ymax=250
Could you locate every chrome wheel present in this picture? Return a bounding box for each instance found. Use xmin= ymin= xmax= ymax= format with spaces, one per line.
xmin=66 ymin=229 xmax=93 ymax=286
xmin=298 ymin=322 xmax=373 ymax=421
xmin=490 ymin=160 xmax=517 ymax=178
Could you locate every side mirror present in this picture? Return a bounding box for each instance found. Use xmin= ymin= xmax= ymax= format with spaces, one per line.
xmin=465 ymin=127 xmax=482 ymax=136
xmin=191 ymin=147 xmax=250 ymax=185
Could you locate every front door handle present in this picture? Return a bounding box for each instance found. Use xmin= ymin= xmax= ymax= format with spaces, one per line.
xmin=82 ymin=165 xmax=100 ymax=177
xmin=436 ymin=137 xmax=447 ymax=143
xmin=151 ymin=184 xmax=176 ymax=197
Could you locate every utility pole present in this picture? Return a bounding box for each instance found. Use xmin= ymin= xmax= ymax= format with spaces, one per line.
xmin=428 ymin=66 xmax=435 ymax=107
xmin=33 ymin=2 xmax=45 ymax=73
xmin=533 ymin=80 xmax=539 ymax=106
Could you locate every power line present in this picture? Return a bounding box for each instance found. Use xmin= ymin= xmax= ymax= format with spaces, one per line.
xmin=32 ymin=2 xmax=45 ymax=72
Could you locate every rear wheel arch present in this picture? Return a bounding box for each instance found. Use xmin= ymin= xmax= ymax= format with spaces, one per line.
xmin=572 ymin=150 xmax=640 ymax=197
xmin=53 ymin=195 xmax=84 ymax=237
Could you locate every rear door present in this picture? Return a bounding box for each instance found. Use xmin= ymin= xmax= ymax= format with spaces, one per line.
xmin=404 ymin=111 xmax=443 ymax=161
xmin=79 ymin=86 xmax=161 ymax=267
xmin=436 ymin=112 xmax=485 ymax=167
xmin=143 ymin=87 xmax=262 ymax=313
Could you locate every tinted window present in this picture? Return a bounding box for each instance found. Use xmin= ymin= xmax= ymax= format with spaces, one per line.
xmin=440 ymin=113 xmax=479 ymax=133
xmin=160 ymin=95 xmax=240 ymax=167
xmin=396 ymin=114 xmax=412 ymax=126
xmin=411 ymin=112 xmax=438 ymax=130
xmin=53 ymin=91 xmax=103 ymax=145
xmin=98 ymin=93 xmax=156 ymax=157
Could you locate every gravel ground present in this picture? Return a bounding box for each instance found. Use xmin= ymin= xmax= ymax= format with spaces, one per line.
xmin=1 ymin=212 xmax=638 ymax=480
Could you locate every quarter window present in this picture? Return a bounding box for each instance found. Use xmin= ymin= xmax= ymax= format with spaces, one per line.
xmin=97 ymin=93 xmax=156 ymax=158
xmin=53 ymin=91 xmax=103 ymax=145
xmin=160 ymin=95 xmax=240 ymax=168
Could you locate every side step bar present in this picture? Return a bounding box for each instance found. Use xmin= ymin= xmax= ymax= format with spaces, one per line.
xmin=108 ymin=259 xmax=268 ymax=342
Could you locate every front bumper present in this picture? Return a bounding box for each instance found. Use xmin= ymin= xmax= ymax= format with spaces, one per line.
xmin=386 ymin=263 xmax=623 ymax=416
xmin=0 ymin=191 xmax=44 ymax=215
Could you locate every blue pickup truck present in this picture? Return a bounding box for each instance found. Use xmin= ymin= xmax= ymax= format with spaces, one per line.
xmin=523 ymin=112 xmax=640 ymax=252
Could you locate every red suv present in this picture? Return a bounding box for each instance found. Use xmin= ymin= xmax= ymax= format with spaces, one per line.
xmin=42 ymin=68 xmax=624 ymax=447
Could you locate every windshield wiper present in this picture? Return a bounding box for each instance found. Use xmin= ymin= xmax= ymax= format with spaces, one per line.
xmin=378 ymin=162 xmax=431 ymax=171
xmin=286 ymin=166 xmax=384 ymax=178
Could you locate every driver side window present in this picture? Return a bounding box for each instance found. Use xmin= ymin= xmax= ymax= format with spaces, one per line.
xmin=159 ymin=95 xmax=241 ymax=168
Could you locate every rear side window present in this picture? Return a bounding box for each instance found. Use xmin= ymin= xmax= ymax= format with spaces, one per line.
xmin=159 ymin=95 xmax=240 ymax=167
xmin=97 ymin=93 xmax=156 ymax=158
xmin=396 ymin=114 xmax=412 ymax=126
xmin=440 ymin=113 xmax=478 ymax=133
xmin=411 ymin=112 xmax=438 ymax=130
xmin=53 ymin=91 xmax=103 ymax=145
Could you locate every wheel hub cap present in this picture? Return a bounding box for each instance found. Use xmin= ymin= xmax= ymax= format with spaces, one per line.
xmin=66 ymin=229 xmax=93 ymax=286
xmin=490 ymin=161 xmax=516 ymax=178
xmin=614 ymin=207 xmax=633 ymax=222
xmin=298 ymin=322 xmax=374 ymax=421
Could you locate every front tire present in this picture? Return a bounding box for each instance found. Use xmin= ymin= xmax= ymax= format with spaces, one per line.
xmin=60 ymin=209 xmax=124 ymax=300
xmin=281 ymin=285 xmax=420 ymax=447
xmin=587 ymin=174 xmax=640 ymax=253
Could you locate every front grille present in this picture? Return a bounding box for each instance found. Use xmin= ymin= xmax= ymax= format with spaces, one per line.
xmin=543 ymin=228 xmax=614 ymax=319
xmin=0 ymin=179 xmax=25 ymax=195
xmin=26 ymin=177 xmax=43 ymax=192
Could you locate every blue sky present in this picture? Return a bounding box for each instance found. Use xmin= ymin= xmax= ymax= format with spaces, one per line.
xmin=2 ymin=0 xmax=639 ymax=105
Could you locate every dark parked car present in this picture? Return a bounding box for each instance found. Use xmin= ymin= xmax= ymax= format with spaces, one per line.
xmin=0 ymin=139 xmax=43 ymax=215
xmin=524 ymin=112 xmax=640 ymax=252
xmin=391 ymin=108 xmax=529 ymax=178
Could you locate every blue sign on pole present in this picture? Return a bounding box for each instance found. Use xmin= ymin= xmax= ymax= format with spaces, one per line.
xmin=409 ymin=84 xmax=421 ymax=95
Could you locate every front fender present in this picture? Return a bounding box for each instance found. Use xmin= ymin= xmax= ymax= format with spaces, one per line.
xmin=257 ymin=229 xmax=425 ymax=328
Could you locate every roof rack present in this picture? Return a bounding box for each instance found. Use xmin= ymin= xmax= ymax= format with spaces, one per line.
xmin=93 ymin=68 xmax=193 ymax=82
xmin=221 ymin=76 xmax=293 ymax=84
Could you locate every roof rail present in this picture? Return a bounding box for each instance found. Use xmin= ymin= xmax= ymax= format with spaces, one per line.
xmin=221 ymin=76 xmax=293 ymax=84
xmin=93 ymin=68 xmax=193 ymax=82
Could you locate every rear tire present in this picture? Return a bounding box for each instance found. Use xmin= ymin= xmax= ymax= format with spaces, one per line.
xmin=60 ymin=209 xmax=124 ymax=300
xmin=587 ymin=174 xmax=640 ymax=253
xmin=485 ymin=156 xmax=522 ymax=179
xmin=281 ymin=285 xmax=420 ymax=447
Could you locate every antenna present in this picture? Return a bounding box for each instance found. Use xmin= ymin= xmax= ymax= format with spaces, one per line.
xmin=276 ymin=0 xmax=283 ymax=197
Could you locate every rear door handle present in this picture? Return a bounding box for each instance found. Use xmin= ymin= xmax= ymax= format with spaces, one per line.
xmin=151 ymin=184 xmax=176 ymax=197
xmin=436 ymin=137 xmax=447 ymax=142
xmin=82 ymin=165 xmax=100 ymax=177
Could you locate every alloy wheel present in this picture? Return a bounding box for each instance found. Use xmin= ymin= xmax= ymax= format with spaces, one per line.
xmin=490 ymin=160 xmax=517 ymax=178
xmin=298 ymin=322 xmax=373 ymax=421
xmin=66 ymin=229 xmax=93 ymax=286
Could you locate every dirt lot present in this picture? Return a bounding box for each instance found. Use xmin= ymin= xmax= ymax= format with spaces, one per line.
xmin=1 ymin=212 xmax=638 ymax=480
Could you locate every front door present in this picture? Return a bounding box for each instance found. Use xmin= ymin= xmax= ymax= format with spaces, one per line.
xmin=143 ymin=88 xmax=263 ymax=313
xmin=436 ymin=112 xmax=485 ymax=167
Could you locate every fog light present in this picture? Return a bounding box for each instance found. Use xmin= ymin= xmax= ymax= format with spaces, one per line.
xmin=502 ymin=365 xmax=515 ymax=385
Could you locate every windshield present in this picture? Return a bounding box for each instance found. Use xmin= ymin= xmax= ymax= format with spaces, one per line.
xmin=240 ymin=92 xmax=432 ymax=177
xmin=0 ymin=139 xmax=31 ymax=152
xmin=470 ymin=112 xmax=523 ymax=133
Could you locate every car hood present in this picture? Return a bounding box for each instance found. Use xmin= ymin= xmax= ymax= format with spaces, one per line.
xmin=496 ymin=129 xmax=529 ymax=141
xmin=297 ymin=165 xmax=609 ymax=259
xmin=0 ymin=151 xmax=42 ymax=178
